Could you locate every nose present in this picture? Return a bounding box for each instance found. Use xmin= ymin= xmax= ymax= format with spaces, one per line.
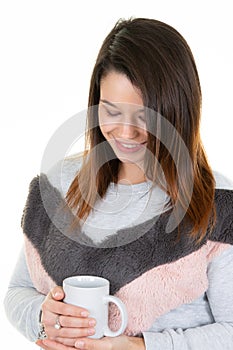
xmin=118 ymin=122 xmax=138 ymax=140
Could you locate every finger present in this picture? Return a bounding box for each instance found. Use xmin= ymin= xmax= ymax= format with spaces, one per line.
xmin=59 ymin=315 xmax=96 ymax=328
xmin=40 ymin=339 xmax=75 ymax=350
xmin=36 ymin=340 xmax=44 ymax=348
xmin=55 ymin=337 xmax=77 ymax=347
xmin=51 ymin=286 xmax=65 ymax=301
xmin=43 ymin=299 xmax=90 ymax=318
xmin=36 ymin=339 xmax=56 ymax=350
xmin=42 ymin=311 xmax=95 ymax=331
xmin=46 ymin=325 xmax=96 ymax=338
xmin=74 ymin=338 xmax=109 ymax=350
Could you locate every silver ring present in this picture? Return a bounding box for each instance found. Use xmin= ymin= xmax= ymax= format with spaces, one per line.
xmin=54 ymin=315 xmax=62 ymax=330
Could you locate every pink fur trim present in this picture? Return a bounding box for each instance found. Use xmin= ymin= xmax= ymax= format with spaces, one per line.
xmin=109 ymin=240 xmax=231 ymax=336
xmin=24 ymin=235 xmax=56 ymax=295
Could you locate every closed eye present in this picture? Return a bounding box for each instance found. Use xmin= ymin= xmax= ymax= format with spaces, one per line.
xmin=138 ymin=115 xmax=146 ymax=122
xmin=106 ymin=110 xmax=121 ymax=117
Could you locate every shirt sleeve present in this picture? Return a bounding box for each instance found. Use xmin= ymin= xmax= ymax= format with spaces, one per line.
xmin=142 ymin=246 xmax=233 ymax=350
xmin=3 ymin=246 xmax=46 ymax=342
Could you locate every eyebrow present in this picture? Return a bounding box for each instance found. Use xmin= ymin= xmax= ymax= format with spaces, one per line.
xmin=100 ymin=99 xmax=119 ymax=108
xmin=100 ymin=99 xmax=145 ymax=112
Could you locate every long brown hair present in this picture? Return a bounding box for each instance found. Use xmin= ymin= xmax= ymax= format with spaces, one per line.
xmin=66 ymin=18 xmax=216 ymax=241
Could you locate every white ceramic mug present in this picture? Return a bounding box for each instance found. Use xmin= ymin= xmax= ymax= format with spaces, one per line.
xmin=63 ymin=275 xmax=128 ymax=339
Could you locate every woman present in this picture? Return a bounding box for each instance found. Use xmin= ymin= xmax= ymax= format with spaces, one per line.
xmin=4 ymin=17 xmax=233 ymax=350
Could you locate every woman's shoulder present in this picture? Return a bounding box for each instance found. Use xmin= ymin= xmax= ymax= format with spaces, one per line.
xmin=213 ymin=170 xmax=233 ymax=190
xmin=45 ymin=152 xmax=85 ymax=196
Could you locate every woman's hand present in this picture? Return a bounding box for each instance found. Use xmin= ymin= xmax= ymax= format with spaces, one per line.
xmin=36 ymin=335 xmax=145 ymax=350
xmin=38 ymin=286 xmax=96 ymax=347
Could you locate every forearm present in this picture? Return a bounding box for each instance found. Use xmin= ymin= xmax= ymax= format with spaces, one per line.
xmin=4 ymin=246 xmax=46 ymax=341
xmin=143 ymin=322 xmax=233 ymax=350
xmin=4 ymin=285 xmax=45 ymax=341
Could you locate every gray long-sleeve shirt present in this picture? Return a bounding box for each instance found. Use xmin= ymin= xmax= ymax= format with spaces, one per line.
xmin=4 ymin=157 xmax=233 ymax=349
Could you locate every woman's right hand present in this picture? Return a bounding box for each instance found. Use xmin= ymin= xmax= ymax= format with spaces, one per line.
xmin=39 ymin=286 xmax=96 ymax=347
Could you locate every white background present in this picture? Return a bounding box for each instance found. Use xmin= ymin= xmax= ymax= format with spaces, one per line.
xmin=0 ymin=0 xmax=232 ymax=348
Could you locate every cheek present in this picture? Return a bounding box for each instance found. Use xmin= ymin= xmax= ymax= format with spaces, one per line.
xmin=143 ymin=130 xmax=148 ymax=140
xmin=99 ymin=124 xmax=116 ymax=138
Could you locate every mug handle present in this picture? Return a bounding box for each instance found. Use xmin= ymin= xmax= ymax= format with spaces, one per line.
xmin=103 ymin=295 xmax=128 ymax=337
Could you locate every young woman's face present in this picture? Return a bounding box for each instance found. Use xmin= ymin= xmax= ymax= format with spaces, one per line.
xmin=98 ymin=71 xmax=148 ymax=164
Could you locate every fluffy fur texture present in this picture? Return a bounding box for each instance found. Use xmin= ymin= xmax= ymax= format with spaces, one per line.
xmin=22 ymin=174 xmax=233 ymax=335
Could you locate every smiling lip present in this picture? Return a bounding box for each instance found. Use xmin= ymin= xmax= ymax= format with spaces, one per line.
xmin=115 ymin=139 xmax=147 ymax=153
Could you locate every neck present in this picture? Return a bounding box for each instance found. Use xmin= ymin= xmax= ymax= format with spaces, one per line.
xmin=117 ymin=163 xmax=146 ymax=184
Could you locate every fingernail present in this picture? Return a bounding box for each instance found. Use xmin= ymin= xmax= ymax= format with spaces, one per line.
xmin=89 ymin=319 xmax=96 ymax=326
xmin=81 ymin=311 xmax=89 ymax=317
xmin=88 ymin=328 xmax=95 ymax=335
xmin=54 ymin=292 xmax=61 ymax=297
xmin=76 ymin=340 xmax=85 ymax=348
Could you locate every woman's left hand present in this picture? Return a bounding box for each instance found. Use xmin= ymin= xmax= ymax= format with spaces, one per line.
xmin=36 ymin=335 xmax=145 ymax=350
